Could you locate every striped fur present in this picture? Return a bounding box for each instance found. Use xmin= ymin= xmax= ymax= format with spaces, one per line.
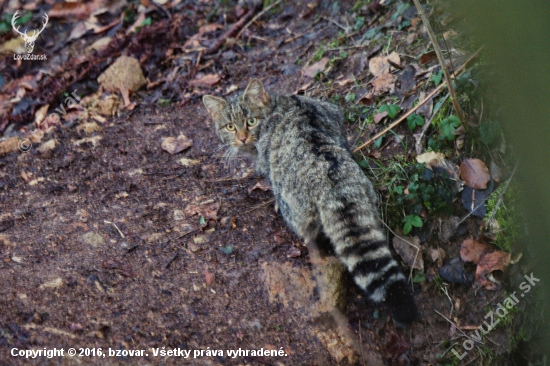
xmin=203 ymin=79 xmax=418 ymax=324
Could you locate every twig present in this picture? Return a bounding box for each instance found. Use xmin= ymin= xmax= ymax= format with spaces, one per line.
xmin=434 ymin=309 xmax=482 ymax=344
xmin=235 ymin=0 xmax=282 ymax=40
xmin=414 ymin=92 xmax=449 ymax=154
xmin=204 ymin=5 xmax=261 ymax=55
xmin=412 ymin=0 xmax=467 ymax=129
xmin=104 ymin=220 xmax=124 ymax=238
xmin=243 ymin=198 xmax=275 ymax=213
xmin=378 ymin=219 xmax=419 ymax=286
xmin=353 ymin=46 xmax=483 ymax=153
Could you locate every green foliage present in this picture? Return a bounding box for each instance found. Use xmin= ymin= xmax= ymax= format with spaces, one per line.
xmin=403 ymin=215 xmax=422 ymax=235
xmin=354 ymin=16 xmax=365 ymax=31
xmin=378 ymin=103 xmax=401 ymax=119
xmin=484 ymin=185 xmax=522 ymax=252
xmin=412 ymin=270 xmax=426 ymax=283
xmin=407 ymin=113 xmax=425 ymax=131
xmin=431 ymin=70 xmax=444 ymax=86
xmin=439 ymin=115 xmax=461 ymax=140
xmin=157 ymin=98 xmax=171 ymax=107
xmin=312 ymin=45 xmax=326 ymax=62
xmin=1 ymin=12 xmax=31 ymax=34
xmin=345 ymin=93 xmax=356 ymax=103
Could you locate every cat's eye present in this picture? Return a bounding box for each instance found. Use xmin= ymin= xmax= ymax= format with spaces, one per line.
xmin=247 ymin=117 xmax=257 ymax=127
xmin=226 ymin=123 xmax=236 ymax=131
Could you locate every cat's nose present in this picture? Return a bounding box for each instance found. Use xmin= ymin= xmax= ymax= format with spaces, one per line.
xmin=239 ymin=136 xmax=247 ymax=143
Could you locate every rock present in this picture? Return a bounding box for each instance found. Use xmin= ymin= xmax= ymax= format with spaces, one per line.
xmin=97 ymin=56 xmax=146 ymax=93
xmin=40 ymin=278 xmax=63 ymax=289
xmin=261 ymin=259 xmax=361 ymax=364
xmin=80 ymin=231 xmax=105 ymax=248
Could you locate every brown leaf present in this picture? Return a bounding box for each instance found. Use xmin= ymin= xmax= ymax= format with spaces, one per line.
xmin=303 ymin=58 xmax=329 ymax=78
xmin=460 ymin=237 xmax=493 ymax=265
xmin=475 ymin=251 xmax=511 ymax=290
xmin=371 ymin=72 xmax=395 ymax=94
xmin=204 ymin=271 xmax=215 ymax=286
xmin=49 ymin=0 xmax=103 ymax=19
xmin=460 ymin=158 xmax=491 ymax=190
xmin=429 ymin=248 xmax=446 ymax=268
xmin=161 ymin=134 xmax=193 ymax=155
xmin=373 ymin=111 xmax=388 ymax=123
xmin=184 ymin=201 xmax=220 ymax=221
xmin=419 ymin=51 xmax=437 ymax=65
xmin=392 ymin=234 xmax=423 ymax=271
xmin=248 ymin=179 xmax=272 ymax=194
xmin=369 ymin=51 xmax=400 ymax=76
xmin=189 ymin=74 xmax=220 ymax=88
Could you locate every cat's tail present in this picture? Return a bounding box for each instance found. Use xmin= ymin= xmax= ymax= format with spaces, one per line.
xmin=318 ymin=187 xmax=418 ymax=325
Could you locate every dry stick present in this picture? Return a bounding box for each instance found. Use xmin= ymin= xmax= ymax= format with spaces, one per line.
xmin=414 ymin=92 xmax=449 ymax=155
xmin=412 ymin=0 xmax=467 ymax=129
xmin=378 ymin=219 xmax=419 ymax=286
xmin=235 ymin=0 xmax=282 ymax=40
xmin=352 ymin=46 xmax=483 ymax=153
xmin=204 ymin=5 xmax=260 ymax=55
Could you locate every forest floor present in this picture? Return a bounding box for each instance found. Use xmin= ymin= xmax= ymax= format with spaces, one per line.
xmin=0 ymin=0 xmax=545 ymax=365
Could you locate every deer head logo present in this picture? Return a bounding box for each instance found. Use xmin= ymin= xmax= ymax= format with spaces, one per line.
xmin=11 ymin=11 xmax=48 ymax=54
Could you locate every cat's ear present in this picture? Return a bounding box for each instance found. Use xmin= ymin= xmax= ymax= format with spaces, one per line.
xmin=243 ymin=79 xmax=270 ymax=106
xmin=203 ymin=95 xmax=227 ymax=119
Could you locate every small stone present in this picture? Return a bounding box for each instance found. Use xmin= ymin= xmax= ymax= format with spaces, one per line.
xmin=80 ymin=231 xmax=105 ymax=248
xmin=97 ymin=56 xmax=146 ymax=93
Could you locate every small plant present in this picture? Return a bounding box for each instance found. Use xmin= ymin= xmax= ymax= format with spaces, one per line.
xmin=439 ymin=115 xmax=461 ymax=140
xmin=431 ymin=70 xmax=444 ymax=86
xmin=403 ymin=215 xmax=422 ymax=235
xmin=407 ymin=113 xmax=425 ymax=131
xmin=378 ymin=103 xmax=401 ymax=119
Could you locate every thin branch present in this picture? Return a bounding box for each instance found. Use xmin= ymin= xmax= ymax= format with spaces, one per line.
xmin=235 ymin=0 xmax=282 ymax=40
xmin=412 ymin=0 xmax=467 ymax=129
xmin=353 ymin=46 xmax=483 ymax=153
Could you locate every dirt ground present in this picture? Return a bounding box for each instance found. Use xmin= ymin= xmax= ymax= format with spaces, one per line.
xmin=0 ymin=0 xmax=543 ymax=365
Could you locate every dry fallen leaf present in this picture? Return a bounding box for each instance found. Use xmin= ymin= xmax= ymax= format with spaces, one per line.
xmin=303 ymin=58 xmax=329 ymax=78
xmin=429 ymin=247 xmax=446 ymax=268
xmin=460 ymin=158 xmax=491 ymax=190
xmin=460 ymin=237 xmax=493 ymax=265
xmin=416 ymin=151 xmax=445 ymax=170
xmin=97 ymin=56 xmax=146 ymax=93
xmin=475 ymin=251 xmax=511 ymax=290
xmin=419 ymin=51 xmax=437 ymax=65
xmin=373 ymin=111 xmax=388 ymax=123
xmin=248 ymin=179 xmax=272 ymax=194
xmin=392 ymin=234 xmax=423 ymax=271
xmin=371 ymin=72 xmax=395 ymax=94
xmin=184 ymin=201 xmax=220 ymax=221
xmin=189 ymin=74 xmax=220 ymax=88
xmin=368 ymin=51 xmax=400 ymax=76
xmin=161 ymin=134 xmax=193 ymax=155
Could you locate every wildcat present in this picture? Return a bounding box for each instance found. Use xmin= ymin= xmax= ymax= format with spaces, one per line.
xmin=203 ymin=79 xmax=418 ymax=324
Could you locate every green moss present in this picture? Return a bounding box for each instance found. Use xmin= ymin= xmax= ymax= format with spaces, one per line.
xmin=484 ymin=184 xmax=522 ymax=252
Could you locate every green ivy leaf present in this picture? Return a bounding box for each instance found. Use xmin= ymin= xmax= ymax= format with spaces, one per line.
xmin=345 ymin=93 xmax=356 ymax=103
xmin=393 ymin=185 xmax=404 ymax=195
xmin=439 ymin=115 xmax=461 ymax=140
xmin=411 ymin=215 xmax=423 ymax=227
xmin=406 ymin=113 xmax=425 ymax=131
xmin=413 ymin=271 xmax=426 ymax=283
xmin=354 ymin=16 xmax=365 ymax=31
xmin=431 ymin=70 xmax=443 ymax=86
xmin=403 ymin=221 xmax=413 ymax=235
xmin=379 ymin=104 xmax=401 ymax=119
xmin=199 ymin=216 xmax=206 ymax=226
xmin=374 ymin=136 xmax=383 ymax=149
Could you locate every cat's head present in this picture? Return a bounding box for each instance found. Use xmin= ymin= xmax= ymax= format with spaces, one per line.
xmin=203 ymin=79 xmax=272 ymax=155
